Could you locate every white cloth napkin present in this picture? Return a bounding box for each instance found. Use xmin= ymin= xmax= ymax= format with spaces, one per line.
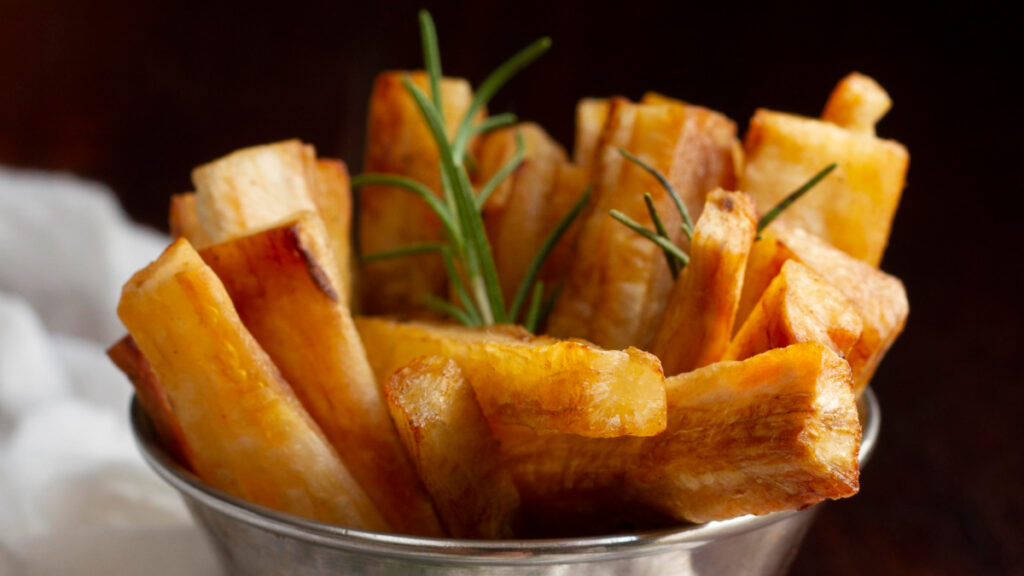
xmin=0 ymin=167 xmax=220 ymax=575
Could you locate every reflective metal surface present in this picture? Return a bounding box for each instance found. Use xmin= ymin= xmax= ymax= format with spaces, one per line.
xmin=131 ymin=389 xmax=879 ymax=575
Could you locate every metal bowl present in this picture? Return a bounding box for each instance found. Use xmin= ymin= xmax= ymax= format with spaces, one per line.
xmin=130 ymin=388 xmax=879 ymax=576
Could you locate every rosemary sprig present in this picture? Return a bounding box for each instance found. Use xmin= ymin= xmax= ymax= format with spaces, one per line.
xmin=610 ymin=147 xmax=836 ymax=276
xmin=508 ymin=187 xmax=591 ymax=321
xmin=536 ymin=282 xmax=564 ymax=331
xmin=619 ymin=149 xmax=693 ymax=239
xmin=354 ymin=10 xmax=576 ymax=332
xmin=476 ymin=131 xmax=525 ymax=209
xmin=523 ymin=281 xmax=545 ymax=333
xmin=643 ymin=192 xmax=679 ymax=277
xmin=473 ymin=113 xmax=518 ymax=137
xmin=756 ymin=163 xmax=838 ymax=237
xmin=610 ymin=209 xmax=690 ymax=270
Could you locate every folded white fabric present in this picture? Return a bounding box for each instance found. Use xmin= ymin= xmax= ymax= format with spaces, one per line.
xmin=0 ymin=167 xmax=218 ymax=575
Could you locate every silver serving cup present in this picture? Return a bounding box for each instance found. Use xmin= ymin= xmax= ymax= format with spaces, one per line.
xmin=131 ymin=388 xmax=879 ymax=576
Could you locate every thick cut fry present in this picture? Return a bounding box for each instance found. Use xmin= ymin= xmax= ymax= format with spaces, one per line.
xmin=630 ymin=343 xmax=860 ymax=523
xmin=549 ymin=99 xmax=739 ymax=349
xmin=199 ymin=217 xmax=442 ymax=536
xmin=312 ymin=159 xmax=355 ymax=307
xmin=168 ymin=193 xmax=211 ymax=248
xmin=359 ymin=72 xmax=475 ymax=315
xmin=107 ymin=335 xmax=190 ymax=466
xmin=117 ymin=239 xmax=387 ymax=530
xmin=573 ymin=98 xmax=610 ymax=171
xmin=650 ymin=190 xmax=757 ymax=375
xmin=190 ymin=139 xmax=345 ymax=295
xmin=386 ymin=357 xmax=520 ymax=539
xmin=499 ymin=343 xmax=861 ymax=526
xmin=356 ymin=317 xmax=667 ymax=438
xmin=725 ymin=260 xmax=863 ymax=362
xmin=192 ymin=139 xmax=319 ymax=244
xmin=475 ymin=123 xmax=583 ymax=304
xmin=739 ymin=223 xmax=908 ymax=392
xmin=822 ymin=72 xmax=892 ymax=136
xmin=741 ymin=76 xmax=908 ymax=266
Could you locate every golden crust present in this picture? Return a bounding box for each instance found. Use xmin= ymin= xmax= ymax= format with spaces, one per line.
xmin=198 ymin=217 xmax=443 ymax=536
xmin=386 ymin=357 xmax=521 ymax=539
xmin=549 ymin=100 xmax=739 ymax=349
xmin=117 ymin=239 xmax=387 ymax=530
xmin=649 ymin=190 xmax=757 ymax=375
xmin=356 ymin=317 xmax=667 ymax=438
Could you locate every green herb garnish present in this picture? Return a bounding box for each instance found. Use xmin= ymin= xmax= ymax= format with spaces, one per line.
xmin=608 ymin=149 xmax=694 ymax=278
xmin=353 ymin=11 xmax=582 ymax=332
xmin=610 ymin=148 xmax=838 ymax=274
xmin=756 ymin=163 xmax=838 ymax=238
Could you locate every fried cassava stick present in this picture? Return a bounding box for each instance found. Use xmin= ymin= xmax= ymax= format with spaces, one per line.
xmin=118 ymin=239 xmax=387 ymax=530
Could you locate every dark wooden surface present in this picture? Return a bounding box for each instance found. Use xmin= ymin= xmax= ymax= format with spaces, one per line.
xmin=2 ymin=1 xmax=1021 ymax=573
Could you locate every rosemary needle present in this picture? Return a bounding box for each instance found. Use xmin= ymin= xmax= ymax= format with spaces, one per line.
xmin=610 ymin=209 xmax=690 ymax=267
xmin=756 ymin=163 xmax=838 ymax=236
xmin=353 ymin=11 xmax=574 ymax=332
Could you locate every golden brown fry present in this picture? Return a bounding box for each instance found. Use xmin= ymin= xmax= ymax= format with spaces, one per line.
xmin=573 ymin=98 xmax=611 ymax=171
xmin=724 ymin=260 xmax=863 ymax=362
xmin=385 ymin=356 xmax=521 ymax=539
xmin=198 ymin=217 xmax=442 ymax=536
xmin=192 ymin=139 xmax=319 ymax=243
xmin=549 ymin=99 xmax=739 ymax=349
xmin=822 ymin=72 xmax=892 ymax=136
xmin=630 ymin=342 xmax=861 ymax=523
xmin=168 ymin=193 xmax=212 ymax=248
xmin=118 ymin=239 xmax=387 ymax=530
xmin=190 ymin=140 xmax=346 ymax=294
xmin=312 ymin=159 xmax=356 ymax=307
xmin=355 ymin=317 xmax=667 ymax=438
xmin=360 ymin=72 xmax=475 ymax=315
xmin=499 ymin=343 xmax=861 ymax=526
xmin=475 ymin=123 xmax=581 ymax=305
xmin=649 ymin=190 xmax=757 ymax=375
xmin=538 ymin=163 xmax=589 ymax=293
xmin=107 ymin=335 xmax=190 ymax=466
xmin=640 ymin=92 xmax=684 ymax=106
xmin=738 ymin=223 xmax=908 ymax=392
xmin=741 ymin=74 xmax=908 ymax=266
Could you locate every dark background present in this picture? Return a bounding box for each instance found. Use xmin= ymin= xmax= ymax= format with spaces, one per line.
xmin=2 ymin=1 xmax=1021 ymax=573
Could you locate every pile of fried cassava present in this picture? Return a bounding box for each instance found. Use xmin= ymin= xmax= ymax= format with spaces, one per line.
xmin=111 ymin=69 xmax=909 ymax=539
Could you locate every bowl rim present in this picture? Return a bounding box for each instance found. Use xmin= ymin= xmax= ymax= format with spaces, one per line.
xmin=130 ymin=387 xmax=879 ymax=564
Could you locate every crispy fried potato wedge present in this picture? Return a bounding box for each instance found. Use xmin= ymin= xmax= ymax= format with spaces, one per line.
xmin=475 ymin=123 xmax=584 ymax=304
xmin=822 ymin=72 xmax=892 ymax=136
xmin=630 ymin=343 xmax=861 ymax=523
xmin=725 ymin=260 xmax=863 ymax=362
xmin=190 ymin=139 xmax=345 ymax=295
xmin=741 ymin=76 xmax=908 ymax=266
xmin=573 ymin=98 xmax=611 ymax=171
xmin=739 ymin=223 xmax=908 ymax=392
xmin=549 ymin=99 xmax=739 ymax=349
xmin=650 ymin=190 xmax=757 ymax=375
xmin=360 ymin=72 xmax=475 ymax=315
xmin=198 ymin=217 xmax=442 ymax=536
xmin=117 ymin=239 xmax=387 ymax=530
xmin=168 ymin=193 xmax=211 ymax=248
xmin=107 ymin=335 xmax=190 ymax=466
xmin=192 ymin=139 xmax=319 ymax=243
xmin=386 ymin=356 xmax=521 ymax=539
xmin=499 ymin=343 xmax=861 ymax=526
xmin=356 ymin=317 xmax=667 ymax=438
xmin=312 ymin=159 xmax=355 ymax=307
